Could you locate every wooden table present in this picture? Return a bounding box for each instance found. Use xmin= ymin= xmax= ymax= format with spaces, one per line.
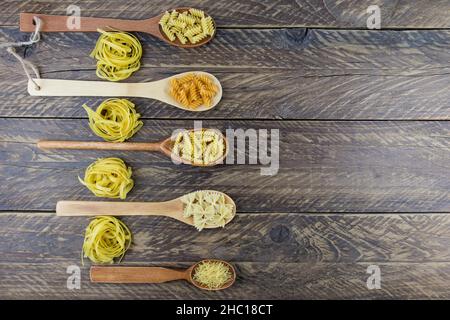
xmin=0 ymin=1 xmax=449 ymax=300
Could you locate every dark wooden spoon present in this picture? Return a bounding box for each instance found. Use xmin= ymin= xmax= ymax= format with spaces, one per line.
xmin=20 ymin=7 xmax=216 ymax=48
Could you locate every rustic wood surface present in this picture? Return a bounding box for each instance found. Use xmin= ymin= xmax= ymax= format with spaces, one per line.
xmin=0 ymin=27 xmax=449 ymax=119
xmin=0 ymin=0 xmax=449 ymax=299
xmin=1 ymin=212 xmax=450 ymax=299
xmin=1 ymin=119 xmax=449 ymax=213
xmin=1 ymin=0 xmax=449 ymax=28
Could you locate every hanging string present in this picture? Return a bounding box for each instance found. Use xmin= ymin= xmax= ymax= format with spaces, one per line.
xmin=0 ymin=16 xmax=42 ymax=90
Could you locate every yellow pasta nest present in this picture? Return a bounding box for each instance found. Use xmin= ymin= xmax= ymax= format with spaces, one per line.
xmin=90 ymin=29 xmax=142 ymax=81
xmin=83 ymin=98 xmax=143 ymax=142
xmin=159 ymin=8 xmax=215 ymax=45
xmin=172 ymin=129 xmax=225 ymax=165
xmin=192 ymin=261 xmax=233 ymax=289
xmin=79 ymin=157 xmax=134 ymax=199
xmin=82 ymin=216 xmax=132 ymax=264
xmin=181 ymin=190 xmax=235 ymax=231
xmin=169 ymin=73 xmax=218 ymax=109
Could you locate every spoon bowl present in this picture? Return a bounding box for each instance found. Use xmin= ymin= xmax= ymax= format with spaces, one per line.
xmin=157 ymin=8 xmax=217 ymax=48
xmin=28 ymin=71 xmax=223 ymax=112
xmin=20 ymin=7 xmax=216 ymax=48
xmin=189 ymin=259 xmax=236 ymax=290
xmin=159 ymin=128 xmax=229 ymax=166
xmin=90 ymin=259 xmax=236 ymax=290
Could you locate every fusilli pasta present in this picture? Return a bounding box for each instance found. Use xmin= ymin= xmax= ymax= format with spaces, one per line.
xmin=168 ymin=72 xmax=218 ymax=109
xmin=159 ymin=8 xmax=216 ymax=45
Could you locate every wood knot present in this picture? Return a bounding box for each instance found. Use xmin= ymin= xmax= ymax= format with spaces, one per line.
xmin=269 ymin=225 xmax=290 ymax=243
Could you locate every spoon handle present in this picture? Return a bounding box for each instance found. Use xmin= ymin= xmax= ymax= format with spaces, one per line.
xmin=90 ymin=266 xmax=188 ymax=283
xmin=28 ymin=79 xmax=170 ymax=103
xmin=38 ymin=140 xmax=161 ymax=151
xmin=20 ymin=12 xmax=156 ymax=34
xmin=56 ymin=200 xmax=184 ymax=217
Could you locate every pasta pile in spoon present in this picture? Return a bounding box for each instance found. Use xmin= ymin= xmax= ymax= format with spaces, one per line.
xmin=181 ymin=190 xmax=235 ymax=231
xmin=159 ymin=8 xmax=215 ymax=45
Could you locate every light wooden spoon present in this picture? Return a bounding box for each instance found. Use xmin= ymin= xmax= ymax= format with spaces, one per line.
xmin=90 ymin=259 xmax=236 ymax=290
xmin=20 ymin=7 xmax=216 ymax=48
xmin=27 ymin=71 xmax=222 ymax=112
xmin=37 ymin=128 xmax=228 ymax=167
xmin=56 ymin=190 xmax=236 ymax=229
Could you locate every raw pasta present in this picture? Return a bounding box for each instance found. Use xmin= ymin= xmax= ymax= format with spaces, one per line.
xmin=90 ymin=29 xmax=142 ymax=81
xmin=82 ymin=216 xmax=132 ymax=264
xmin=79 ymin=157 xmax=134 ymax=199
xmin=169 ymin=73 xmax=218 ymax=109
xmin=192 ymin=261 xmax=233 ymax=289
xmin=181 ymin=190 xmax=235 ymax=231
xmin=172 ymin=129 xmax=225 ymax=165
xmin=159 ymin=8 xmax=215 ymax=45
xmin=83 ymin=98 xmax=143 ymax=142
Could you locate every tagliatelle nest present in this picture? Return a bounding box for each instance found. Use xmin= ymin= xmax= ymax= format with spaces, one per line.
xmin=82 ymin=216 xmax=132 ymax=264
xmin=78 ymin=157 xmax=134 ymax=199
xmin=83 ymin=98 xmax=143 ymax=142
xmin=90 ymin=29 xmax=142 ymax=81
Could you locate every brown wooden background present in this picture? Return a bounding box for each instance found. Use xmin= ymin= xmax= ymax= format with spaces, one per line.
xmin=0 ymin=0 xmax=449 ymax=299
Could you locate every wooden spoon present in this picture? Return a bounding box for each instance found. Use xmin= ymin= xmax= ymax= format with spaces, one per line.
xmin=37 ymin=128 xmax=228 ymax=167
xmin=90 ymin=259 xmax=236 ymax=290
xmin=20 ymin=7 xmax=216 ymax=48
xmin=56 ymin=190 xmax=236 ymax=229
xmin=27 ymin=71 xmax=222 ymax=112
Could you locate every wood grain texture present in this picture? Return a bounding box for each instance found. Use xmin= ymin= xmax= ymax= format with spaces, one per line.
xmin=1 ymin=0 xmax=450 ymax=28
xmin=0 ymin=28 xmax=449 ymax=119
xmin=0 ymin=212 xmax=449 ymax=299
xmin=1 ymin=119 xmax=449 ymax=213
xmin=1 ymin=212 xmax=449 ymax=264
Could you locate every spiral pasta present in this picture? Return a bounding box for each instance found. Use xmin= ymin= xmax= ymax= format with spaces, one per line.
xmin=90 ymin=29 xmax=142 ymax=81
xmin=169 ymin=73 xmax=218 ymax=109
xmin=79 ymin=157 xmax=134 ymax=199
xmin=159 ymin=8 xmax=215 ymax=45
xmin=181 ymin=190 xmax=235 ymax=231
xmin=83 ymin=98 xmax=143 ymax=142
xmin=172 ymin=129 xmax=225 ymax=165
xmin=82 ymin=216 xmax=132 ymax=264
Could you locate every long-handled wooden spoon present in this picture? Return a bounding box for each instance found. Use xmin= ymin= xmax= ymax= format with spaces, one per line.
xmin=37 ymin=128 xmax=228 ymax=167
xmin=90 ymin=259 xmax=236 ymax=290
xmin=20 ymin=7 xmax=216 ymax=48
xmin=56 ymin=190 xmax=236 ymax=229
xmin=27 ymin=71 xmax=222 ymax=112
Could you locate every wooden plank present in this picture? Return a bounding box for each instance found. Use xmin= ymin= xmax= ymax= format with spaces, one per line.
xmin=0 ymin=27 xmax=449 ymax=119
xmin=1 ymin=211 xmax=449 ymax=299
xmin=1 ymin=260 xmax=449 ymax=299
xmin=1 ymin=119 xmax=449 ymax=212
xmin=1 ymin=0 xmax=449 ymax=28
xmin=1 ymin=212 xmax=449 ymax=264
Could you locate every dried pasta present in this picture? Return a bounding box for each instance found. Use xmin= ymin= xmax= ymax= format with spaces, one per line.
xmin=169 ymin=73 xmax=218 ymax=109
xmin=192 ymin=261 xmax=233 ymax=289
xmin=79 ymin=157 xmax=134 ymax=199
xmin=90 ymin=29 xmax=142 ymax=81
xmin=83 ymin=98 xmax=143 ymax=142
xmin=159 ymin=8 xmax=215 ymax=45
xmin=181 ymin=190 xmax=235 ymax=231
xmin=172 ymin=129 xmax=225 ymax=165
xmin=82 ymin=216 xmax=132 ymax=264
